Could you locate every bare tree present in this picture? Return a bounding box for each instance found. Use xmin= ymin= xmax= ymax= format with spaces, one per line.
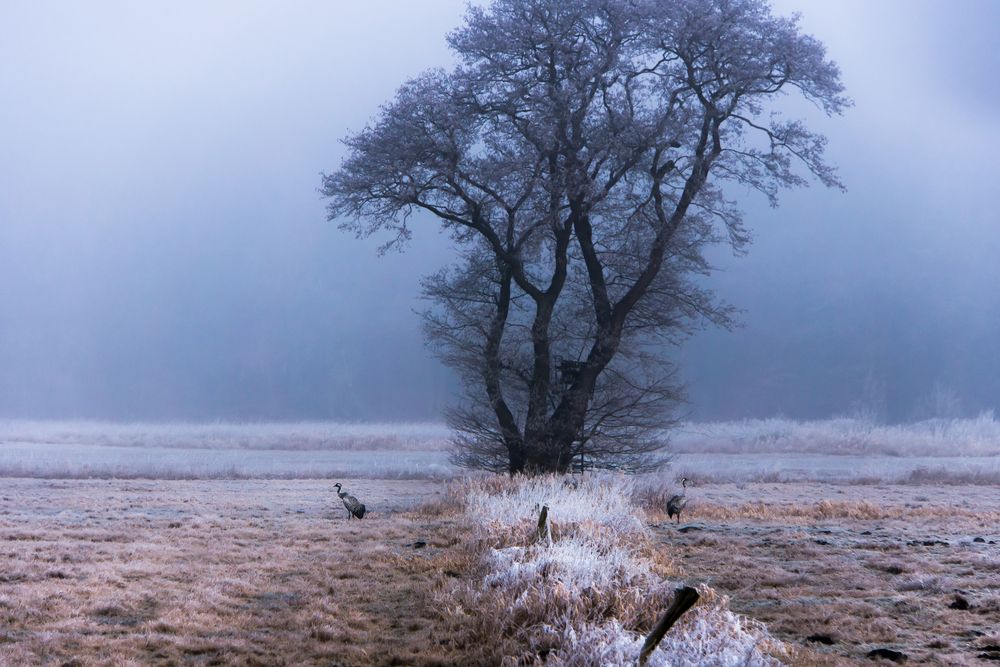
xmin=322 ymin=0 xmax=848 ymax=474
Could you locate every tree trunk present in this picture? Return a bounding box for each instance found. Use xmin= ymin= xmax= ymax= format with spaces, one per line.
xmin=523 ymin=438 xmax=564 ymax=474
xmin=507 ymin=437 xmax=526 ymax=475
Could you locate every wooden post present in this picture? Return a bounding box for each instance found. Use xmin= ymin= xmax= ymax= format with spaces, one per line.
xmin=536 ymin=505 xmax=549 ymax=544
xmin=638 ymin=586 xmax=700 ymax=666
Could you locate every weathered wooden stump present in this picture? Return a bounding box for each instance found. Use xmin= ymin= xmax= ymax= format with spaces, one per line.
xmin=536 ymin=505 xmax=550 ymax=545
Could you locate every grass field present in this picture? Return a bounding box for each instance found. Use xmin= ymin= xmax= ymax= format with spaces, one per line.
xmin=2 ymin=420 xmax=999 ymax=664
xmin=668 ymin=414 xmax=1000 ymax=457
xmin=4 ymin=418 xmax=1000 ymax=482
xmin=3 ymin=476 xmax=997 ymax=665
xmin=0 ymin=478 xmax=472 ymax=666
xmin=646 ymin=482 xmax=1000 ymax=665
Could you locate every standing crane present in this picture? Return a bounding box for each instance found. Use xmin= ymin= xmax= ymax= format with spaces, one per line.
xmin=666 ymin=478 xmax=689 ymax=525
xmin=333 ymin=483 xmax=366 ymax=520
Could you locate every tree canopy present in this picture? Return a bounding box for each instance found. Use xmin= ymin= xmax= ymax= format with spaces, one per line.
xmin=323 ymin=0 xmax=848 ymax=474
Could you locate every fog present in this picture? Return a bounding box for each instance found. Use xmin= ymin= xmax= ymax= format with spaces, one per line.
xmin=682 ymin=0 xmax=1000 ymax=420
xmin=1 ymin=0 xmax=998 ymax=422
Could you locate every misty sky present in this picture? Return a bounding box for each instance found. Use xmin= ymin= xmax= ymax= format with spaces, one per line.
xmin=1 ymin=1 xmax=998 ymax=422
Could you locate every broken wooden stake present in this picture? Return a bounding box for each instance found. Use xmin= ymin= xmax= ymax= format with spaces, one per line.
xmin=638 ymin=586 xmax=700 ymax=666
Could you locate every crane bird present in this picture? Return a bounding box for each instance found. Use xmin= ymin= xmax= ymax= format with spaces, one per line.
xmin=333 ymin=483 xmax=366 ymax=520
xmin=666 ymin=478 xmax=689 ymax=525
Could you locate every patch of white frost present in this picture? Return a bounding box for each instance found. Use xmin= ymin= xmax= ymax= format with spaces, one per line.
xmin=463 ymin=473 xmax=787 ymax=666
xmin=548 ymin=614 xmax=781 ymax=667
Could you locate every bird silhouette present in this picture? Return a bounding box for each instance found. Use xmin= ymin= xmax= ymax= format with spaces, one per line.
xmin=333 ymin=483 xmax=366 ymax=520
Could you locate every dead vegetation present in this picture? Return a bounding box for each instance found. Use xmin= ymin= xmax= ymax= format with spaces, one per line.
xmin=669 ymin=497 xmax=1000 ymax=522
xmin=669 ymin=415 xmax=1000 ymax=458
xmin=0 ymin=479 xmax=477 ymax=666
xmin=643 ymin=482 xmax=1000 ymax=665
xmin=0 ymin=420 xmax=452 ymax=451
xmin=0 ymin=475 xmax=792 ymax=666
xmin=4 ymin=475 xmax=996 ymax=665
xmin=440 ymin=475 xmax=789 ymax=666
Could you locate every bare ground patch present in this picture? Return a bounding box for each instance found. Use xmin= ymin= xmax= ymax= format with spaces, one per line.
xmin=0 ymin=478 xmax=478 ymax=666
xmin=647 ymin=482 xmax=1000 ymax=665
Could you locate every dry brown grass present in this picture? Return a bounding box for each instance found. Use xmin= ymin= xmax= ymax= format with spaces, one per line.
xmin=435 ymin=475 xmax=789 ymax=666
xmin=645 ymin=482 xmax=1000 ymax=665
xmin=433 ymin=476 xmax=677 ymax=664
xmin=6 ymin=474 xmax=995 ymax=666
xmin=0 ymin=479 xmax=483 ymax=666
xmin=670 ymin=497 xmax=1000 ymax=522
